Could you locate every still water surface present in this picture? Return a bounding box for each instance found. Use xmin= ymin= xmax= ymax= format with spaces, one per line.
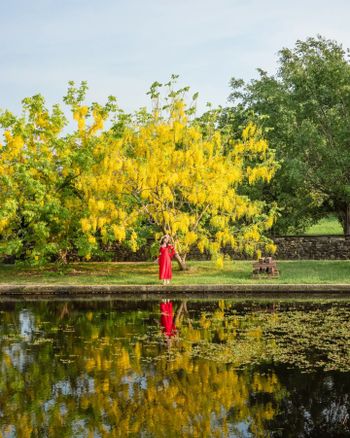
xmin=0 ymin=298 xmax=350 ymax=437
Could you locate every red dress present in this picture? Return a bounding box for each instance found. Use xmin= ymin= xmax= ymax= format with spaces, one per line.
xmin=158 ymin=245 xmax=176 ymax=280
xmin=160 ymin=301 xmax=176 ymax=337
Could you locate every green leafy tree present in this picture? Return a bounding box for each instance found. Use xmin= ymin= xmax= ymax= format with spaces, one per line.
xmin=225 ymin=36 xmax=350 ymax=234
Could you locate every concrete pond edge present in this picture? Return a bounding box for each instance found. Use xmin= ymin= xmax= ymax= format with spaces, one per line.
xmin=1 ymin=283 xmax=350 ymax=299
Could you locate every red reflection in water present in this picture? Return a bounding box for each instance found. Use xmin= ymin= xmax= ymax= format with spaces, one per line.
xmin=160 ymin=300 xmax=176 ymax=338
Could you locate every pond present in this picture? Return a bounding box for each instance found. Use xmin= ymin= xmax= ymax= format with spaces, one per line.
xmin=0 ymin=298 xmax=349 ymax=437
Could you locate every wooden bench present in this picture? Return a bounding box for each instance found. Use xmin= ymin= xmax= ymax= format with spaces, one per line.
xmin=252 ymin=257 xmax=279 ymax=278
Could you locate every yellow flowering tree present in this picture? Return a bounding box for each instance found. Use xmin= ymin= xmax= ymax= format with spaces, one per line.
xmin=83 ymin=78 xmax=278 ymax=269
xmin=0 ymin=82 xmax=121 ymax=263
xmin=63 ymin=83 xmax=139 ymax=260
xmin=1 ymin=79 xmax=278 ymax=266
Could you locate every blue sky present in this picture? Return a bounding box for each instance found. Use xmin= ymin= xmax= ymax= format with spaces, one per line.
xmin=1 ymin=0 xmax=350 ymax=115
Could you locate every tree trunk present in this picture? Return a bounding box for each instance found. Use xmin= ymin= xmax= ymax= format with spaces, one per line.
xmin=174 ymin=252 xmax=188 ymax=271
xmin=337 ymin=203 xmax=350 ymax=235
xmin=58 ymin=249 xmax=68 ymax=264
xmin=345 ymin=203 xmax=350 ymax=235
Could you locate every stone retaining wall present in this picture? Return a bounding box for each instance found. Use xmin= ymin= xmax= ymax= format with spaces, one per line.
xmin=95 ymin=235 xmax=350 ymax=261
xmin=272 ymin=235 xmax=350 ymax=260
xmin=186 ymin=235 xmax=350 ymax=260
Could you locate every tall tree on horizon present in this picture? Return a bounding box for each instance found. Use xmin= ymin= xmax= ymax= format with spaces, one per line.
xmin=225 ymin=35 xmax=350 ymax=234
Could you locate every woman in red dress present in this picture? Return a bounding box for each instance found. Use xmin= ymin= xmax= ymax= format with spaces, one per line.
xmin=158 ymin=234 xmax=177 ymax=285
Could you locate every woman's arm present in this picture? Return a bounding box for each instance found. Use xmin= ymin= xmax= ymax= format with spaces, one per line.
xmin=168 ymin=245 xmax=177 ymax=258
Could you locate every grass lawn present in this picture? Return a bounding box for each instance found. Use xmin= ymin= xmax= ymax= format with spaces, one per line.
xmin=304 ymin=215 xmax=343 ymax=235
xmin=0 ymin=260 xmax=349 ymax=285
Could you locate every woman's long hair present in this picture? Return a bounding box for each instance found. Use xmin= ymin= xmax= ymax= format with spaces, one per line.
xmin=160 ymin=235 xmax=171 ymax=246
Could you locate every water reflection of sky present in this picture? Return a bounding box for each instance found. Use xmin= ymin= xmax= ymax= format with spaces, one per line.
xmin=19 ymin=309 xmax=35 ymax=339
xmin=4 ymin=310 xmax=36 ymax=373
xmin=121 ymin=372 xmax=147 ymax=398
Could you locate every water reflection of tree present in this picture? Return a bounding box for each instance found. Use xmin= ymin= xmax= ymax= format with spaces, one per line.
xmin=0 ymin=300 xmax=349 ymax=437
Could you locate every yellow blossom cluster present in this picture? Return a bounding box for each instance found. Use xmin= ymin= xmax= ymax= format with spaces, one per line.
xmin=73 ymin=105 xmax=89 ymax=131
